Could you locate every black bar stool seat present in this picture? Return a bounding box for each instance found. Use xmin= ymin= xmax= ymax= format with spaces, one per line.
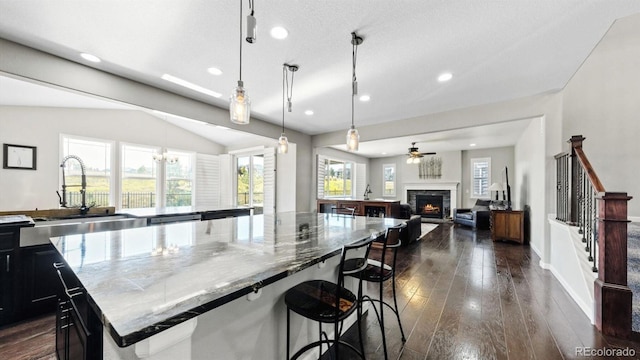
xmin=284 ymin=239 xmax=374 ymax=360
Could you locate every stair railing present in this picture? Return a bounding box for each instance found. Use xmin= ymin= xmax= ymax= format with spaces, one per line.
xmin=555 ymin=135 xmax=632 ymax=338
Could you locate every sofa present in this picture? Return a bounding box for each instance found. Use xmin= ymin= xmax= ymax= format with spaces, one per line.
xmin=453 ymin=199 xmax=491 ymax=230
xmin=398 ymin=204 xmax=422 ymax=246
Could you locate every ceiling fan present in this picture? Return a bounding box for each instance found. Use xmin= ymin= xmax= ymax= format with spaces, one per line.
xmin=406 ymin=142 xmax=436 ymax=164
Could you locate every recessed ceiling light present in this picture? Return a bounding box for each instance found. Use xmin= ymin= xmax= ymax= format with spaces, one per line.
xmin=381 ymin=152 xmax=387 ymax=155
xmin=359 ymin=95 xmax=370 ymax=102
xmin=161 ymin=74 xmax=222 ymax=98
xmin=438 ymin=72 xmax=453 ymax=82
xmin=80 ymin=53 xmax=101 ymax=63
xmin=270 ymin=26 xmax=288 ymax=39
xmin=207 ymin=67 xmax=223 ymax=76
xmin=215 ymin=125 xmax=230 ymax=130
xmin=470 ymin=143 xmax=476 ymax=147
xmin=304 ymin=110 xmax=314 ymax=116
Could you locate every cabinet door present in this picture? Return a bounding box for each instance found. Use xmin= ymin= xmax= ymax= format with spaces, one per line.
xmin=0 ymin=249 xmax=16 ymax=325
xmin=505 ymin=214 xmax=521 ymax=241
xmin=492 ymin=212 xmax=508 ymax=238
xmin=22 ymin=244 xmax=64 ymax=317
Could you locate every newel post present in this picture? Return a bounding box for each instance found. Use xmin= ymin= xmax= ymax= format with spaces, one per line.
xmin=594 ymin=191 xmax=633 ymax=338
xmin=568 ymin=135 xmax=585 ymax=225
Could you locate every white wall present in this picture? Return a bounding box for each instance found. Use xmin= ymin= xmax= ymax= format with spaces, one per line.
xmin=0 ymin=106 xmax=224 ymax=211
xmin=0 ymin=38 xmax=314 ymax=213
xmin=562 ymin=13 xmax=640 ymax=217
xmin=515 ymin=117 xmax=546 ymax=260
xmin=369 ymin=150 xmax=461 ymax=202
xmin=460 ymin=146 xmax=514 ymax=208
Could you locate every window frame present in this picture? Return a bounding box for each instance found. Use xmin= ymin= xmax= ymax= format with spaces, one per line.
xmin=382 ymin=163 xmax=396 ymax=197
xmin=120 ymin=142 xmax=162 ymax=209
xmin=164 ymin=149 xmax=195 ymax=207
xmin=470 ymin=157 xmax=491 ymax=199
xmin=323 ymin=157 xmax=354 ymax=198
xmin=60 ymin=134 xmax=115 ymax=207
xmin=234 ymin=150 xmax=265 ymax=208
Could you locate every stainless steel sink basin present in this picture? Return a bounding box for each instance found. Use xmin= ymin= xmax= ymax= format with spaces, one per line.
xmin=20 ymin=215 xmax=148 ymax=247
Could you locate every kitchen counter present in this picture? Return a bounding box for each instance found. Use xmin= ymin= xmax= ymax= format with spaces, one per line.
xmin=50 ymin=212 xmax=402 ymax=349
xmin=120 ymin=205 xmax=252 ymax=224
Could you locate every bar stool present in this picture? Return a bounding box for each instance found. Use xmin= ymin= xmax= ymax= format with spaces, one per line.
xmin=348 ymin=225 xmax=406 ymax=359
xmin=284 ymin=237 xmax=374 ymax=360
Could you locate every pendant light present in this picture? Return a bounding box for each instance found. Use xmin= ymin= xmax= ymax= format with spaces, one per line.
xmin=346 ymin=32 xmax=363 ymax=151
xmin=278 ymin=63 xmax=298 ymax=154
xmin=230 ymin=0 xmax=251 ymax=124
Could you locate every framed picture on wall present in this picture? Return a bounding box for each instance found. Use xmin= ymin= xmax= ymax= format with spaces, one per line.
xmin=3 ymin=143 xmax=37 ymax=170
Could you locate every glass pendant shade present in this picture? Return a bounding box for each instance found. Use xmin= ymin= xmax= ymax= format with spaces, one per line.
xmin=346 ymin=126 xmax=359 ymax=151
xmin=278 ymin=133 xmax=289 ymax=154
xmin=406 ymin=157 xmax=412 ymax=164
xmin=230 ymin=81 xmax=251 ymax=124
xmin=413 ymin=157 xmax=421 ymax=164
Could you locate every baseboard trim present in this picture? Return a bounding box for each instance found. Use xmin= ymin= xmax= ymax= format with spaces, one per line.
xmin=547 ymin=264 xmax=595 ymax=324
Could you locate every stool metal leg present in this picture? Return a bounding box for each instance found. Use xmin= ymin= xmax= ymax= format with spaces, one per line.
xmin=379 ymin=282 xmax=388 ymax=360
xmin=392 ymin=272 xmax=406 ymax=342
xmin=287 ymin=308 xmax=291 ymax=360
xmin=357 ymin=280 xmax=365 ymax=358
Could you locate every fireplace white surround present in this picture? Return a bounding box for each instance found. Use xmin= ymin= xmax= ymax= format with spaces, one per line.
xmin=403 ymin=182 xmax=459 ymax=218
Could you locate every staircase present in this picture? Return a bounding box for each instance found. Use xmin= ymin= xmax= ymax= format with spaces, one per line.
xmin=554 ymin=135 xmax=633 ymax=338
xmin=627 ymin=222 xmax=640 ymax=332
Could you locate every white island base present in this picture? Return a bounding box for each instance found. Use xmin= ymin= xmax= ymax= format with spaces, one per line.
xmin=102 ymin=256 xmax=367 ymax=360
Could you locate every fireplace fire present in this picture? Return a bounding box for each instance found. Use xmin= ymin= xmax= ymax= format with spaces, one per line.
xmin=416 ymin=194 xmax=444 ymax=219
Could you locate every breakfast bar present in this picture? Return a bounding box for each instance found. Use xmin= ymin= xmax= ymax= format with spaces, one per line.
xmin=50 ymin=212 xmax=402 ymax=359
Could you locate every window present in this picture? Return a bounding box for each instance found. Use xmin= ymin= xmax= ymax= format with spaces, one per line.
xmin=324 ymin=159 xmax=353 ymax=197
xmin=121 ymin=144 xmax=160 ymax=208
xmin=471 ymin=157 xmax=491 ymax=198
xmin=382 ymin=164 xmax=395 ymax=197
xmin=61 ymin=135 xmax=113 ymax=207
xmin=165 ymin=150 xmax=194 ymax=206
xmin=236 ymin=154 xmax=264 ymax=209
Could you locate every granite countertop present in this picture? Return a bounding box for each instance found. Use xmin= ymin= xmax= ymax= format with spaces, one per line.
xmin=50 ymin=211 xmax=402 ymax=347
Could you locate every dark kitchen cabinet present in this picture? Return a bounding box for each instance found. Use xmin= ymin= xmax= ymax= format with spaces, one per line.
xmin=21 ymin=244 xmax=64 ymax=318
xmin=55 ymin=263 xmax=103 ymax=360
xmin=0 ymin=227 xmax=19 ymax=326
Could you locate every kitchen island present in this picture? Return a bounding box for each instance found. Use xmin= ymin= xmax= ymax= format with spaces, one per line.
xmin=50 ymin=212 xmax=403 ymax=359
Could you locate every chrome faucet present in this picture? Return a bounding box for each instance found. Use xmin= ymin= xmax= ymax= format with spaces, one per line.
xmin=56 ymin=155 xmax=89 ymax=214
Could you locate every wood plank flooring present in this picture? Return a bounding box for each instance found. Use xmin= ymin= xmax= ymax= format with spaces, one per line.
xmin=329 ymin=224 xmax=640 ymax=359
xmin=2 ymin=223 xmax=640 ymax=359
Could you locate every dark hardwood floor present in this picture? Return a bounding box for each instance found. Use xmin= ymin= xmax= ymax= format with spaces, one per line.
xmin=2 ymin=223 xmax=639 ymax=359
xmin=330 ymin=224 xmax=640 ymax=360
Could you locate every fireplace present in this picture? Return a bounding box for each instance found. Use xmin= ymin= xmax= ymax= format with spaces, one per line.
xmin=416 ymin=195 xmax=443 ymax=219
xmin=403 ymin=182 xmax=458 ymax=219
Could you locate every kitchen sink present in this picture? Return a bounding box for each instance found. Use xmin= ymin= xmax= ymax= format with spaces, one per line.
xmin=20 ymin=215 xmax=148 ymax=247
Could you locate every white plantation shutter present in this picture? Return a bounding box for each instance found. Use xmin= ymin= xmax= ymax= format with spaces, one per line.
xmin=317 ymin=155 xmax=327 ymax=199
xmin=195 ymin=154 xmax=220 ymax=208
xmin=471 ymin=157 xmax=491 ymax=198
xmin=355 ymin=163 xmax=366 ymax=199
xmin=263 ymin=147 xmax=276 ymax=214
xmin=219 ymin=154 xmax=233 ymax=207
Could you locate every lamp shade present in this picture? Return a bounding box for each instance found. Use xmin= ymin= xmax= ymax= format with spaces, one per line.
xmin=278 ymin=133 xmax=289 ymax=154
xmin=230 ymin=81 xmax=251 ymax=124
xmin=488 ymin=182 xmax=503 ymax=191
xmin=346 ymin=126 xmax=359 ymax=151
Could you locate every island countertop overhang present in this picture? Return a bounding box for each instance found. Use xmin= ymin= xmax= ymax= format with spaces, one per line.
xmin=50 ymin=212 xmax=403 ymax=347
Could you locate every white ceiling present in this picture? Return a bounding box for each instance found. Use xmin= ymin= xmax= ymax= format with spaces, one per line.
xmin=1 ymin=1 xmax=639 ymax=154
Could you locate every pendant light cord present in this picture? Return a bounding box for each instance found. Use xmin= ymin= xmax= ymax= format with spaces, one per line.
xmin=282 ymin=66 xmax=286 ymax=133
xmin=239 ymin=0 xmax=243 ymax=82
xmin=351 ymin=38 xmax=358 ymax=127
xmin=282 ymin=65 xmax=296 ymax=133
